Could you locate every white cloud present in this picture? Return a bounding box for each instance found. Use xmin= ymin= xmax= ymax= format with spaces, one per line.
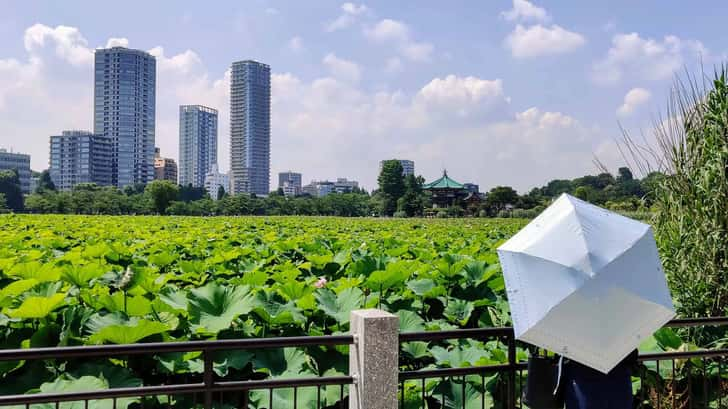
xmin=501 ymin=0 xmax=550 ymax=23
xmin=288 ymin=36 xmax=305 ymax=53
xmin=365 ymin=19 xmax=434 ymax=62
xmin=23 ymin=24 xmax=93 ymax=66
xmin=365 ymin=19 xmax=409 ymax=42
xmin=322 ymin=53 xmax=362 ymax=83
xmin=326 ymin=2 xmax=369 ymax=32
xmin=505 ymin=24 xmax=585 ymax=58
xmin=342 ymin=2 xmax=368 ymax=15
xmin=105 ymin=37 xmax=129 ymax=48
xmin=415 ymin=75 xmax=506 ymax=116
xmin=593 ymin=33 xmax=708 ymax=85
xmin=148 ymin=46 xmax=204 ymax=75
xmin=617 ymin=87 xmax=651 ymax=116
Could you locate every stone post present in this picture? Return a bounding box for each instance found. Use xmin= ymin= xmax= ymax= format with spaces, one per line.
xmin=349 ymin=309 xmax=399 ymax=409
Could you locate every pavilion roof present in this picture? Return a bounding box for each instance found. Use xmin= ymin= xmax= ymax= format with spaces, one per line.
xmin=423 ymin=170 xmax=464 ymax=190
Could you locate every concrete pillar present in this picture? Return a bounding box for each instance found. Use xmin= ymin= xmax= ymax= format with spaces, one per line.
xmin=349 ymin=309 xmax=399 ymax=409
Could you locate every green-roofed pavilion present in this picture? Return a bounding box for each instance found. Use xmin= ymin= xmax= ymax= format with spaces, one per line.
xmin=423 ymin=170 xmax=469 ymax=209
xmin=422 ymin=170 xmax=464 ymax=189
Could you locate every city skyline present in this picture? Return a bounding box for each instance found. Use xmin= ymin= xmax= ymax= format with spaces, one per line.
xmin=1 ymin=1 xmax=726 ymax=192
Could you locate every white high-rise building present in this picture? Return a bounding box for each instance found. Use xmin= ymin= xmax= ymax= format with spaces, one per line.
xmin=204 ymin=164 xmax=230 ymax=200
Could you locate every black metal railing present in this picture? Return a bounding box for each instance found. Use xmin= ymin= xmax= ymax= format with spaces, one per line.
xmin=0 ymin=335 xmax=354 ymax=409
xmin=3 ymin=318 xmax=728 ymax=408
xmin=397 ymin=317 xmax=728 ymax=409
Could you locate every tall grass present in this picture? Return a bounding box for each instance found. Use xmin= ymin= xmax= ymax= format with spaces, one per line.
xmin=620 ymin=67 xmax=728 ymax=320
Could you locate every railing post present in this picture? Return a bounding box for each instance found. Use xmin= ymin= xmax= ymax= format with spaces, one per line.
xmin=507 ymin=331 xmax=517 ymax=409
xmin=349 ymin=309 xmax=399 ymax=409
xmin=203 ymin=348 xmax=213 ymax=409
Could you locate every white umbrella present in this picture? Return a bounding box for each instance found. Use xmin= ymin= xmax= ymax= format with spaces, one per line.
xmin=497 ymin=193 xmax=675 ymax=373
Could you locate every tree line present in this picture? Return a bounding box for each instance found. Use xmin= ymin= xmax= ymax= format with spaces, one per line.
xmin=0 ymin=165 xmax=663 ymax=217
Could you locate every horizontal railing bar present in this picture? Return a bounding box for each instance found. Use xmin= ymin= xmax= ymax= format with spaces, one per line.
xmin=0 ymin=334 xmax=354 ymax=361
xmin=639 ymin=348 xmax=728 ymax=361
xmin=665 ymin=317 xmax=728 ymax=327
xmin=399 ymin=327 xmax=513 ymax=342
xmin=0 ymin=383 xmax=205 ymax=405
xmin=0 ymin=376 xmax=355 ymax=405
xmin=211 ymin=376 xmax=354 ymax=391
xmin=399 ymin=363 xmax=528 ymax=380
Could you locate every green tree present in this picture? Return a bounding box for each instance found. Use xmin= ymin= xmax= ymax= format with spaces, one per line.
xmin=0 ymin=169 xmax=23 ymax=211
xmin=145 ymin=180 xmax=180 ymax=214
xmin=485 ymin=186 xmax=518 ymax=215
xmin=217 ymin=185 xmax=226 ymax=200
xmin=617 ymin=167 xmax=634 ymax=182
xmin=0 ymin=192 xmax=6 ymax=211
xmin=36 ymin=170 xmax=56 ymax=192
xmin=397 ymin=174 xmax=425 ymax=217
xmin=377 ymin=160 xmax=405 ymax=216
xmin=574 ymin=186 xmax=590 ymax=201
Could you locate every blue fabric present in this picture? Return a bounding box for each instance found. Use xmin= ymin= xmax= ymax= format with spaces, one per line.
xmin=563 ymin=361 xmax=633 ymax=409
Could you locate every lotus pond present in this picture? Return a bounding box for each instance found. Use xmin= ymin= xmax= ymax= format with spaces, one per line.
xmin=0 ymin=214 xmax=533 ymax=406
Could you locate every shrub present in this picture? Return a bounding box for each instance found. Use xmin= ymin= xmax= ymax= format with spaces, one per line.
xmin=393 ymin=210 xmax=408 ymax=218
xmin=497 ymin=210 xmax=511 ymax=218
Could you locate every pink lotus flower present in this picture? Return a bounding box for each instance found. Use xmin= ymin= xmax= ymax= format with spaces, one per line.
xmin=314 ymin=277 xmax=328 ymax=288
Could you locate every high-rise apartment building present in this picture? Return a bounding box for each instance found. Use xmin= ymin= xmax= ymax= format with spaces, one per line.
xmin=230 ymin=60 xmax=270 ymax=195
xmin=379 ymin=159 xmax=415 ymax=177
xmin=93 ymin=47 xmax=156 ymax=187
xmin=154 ymin=148 xmax=178 ymax=183
xmin=0 ymin=149 xmax=31 ymax=193
xmin=179 ymin=105 xmax=218 ymax=187
xmin=49 ymin=131 xmax=113 ymax=191
xmin=278 ymin=171 xmax=302 ymax=196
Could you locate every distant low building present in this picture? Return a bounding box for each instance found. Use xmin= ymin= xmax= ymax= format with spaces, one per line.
xmin=302 ymin=180 xmax=335 ymax=197
xmin=204 ymin=164 xmax=229 ymax=200
xmin=49 ymin=131 xmax=112 ymax=191
xmin=278 ymin=171 xmax=302 ymax=196
xmin=379 ymin=159 xmax=414 ymax=177
xmin=0 ymin=149 xmax=31 ymax=193
xmin=154 ymin=148 xmax=178 ymax=183
xmin=333 ymin=178 xmax=359 ymax=193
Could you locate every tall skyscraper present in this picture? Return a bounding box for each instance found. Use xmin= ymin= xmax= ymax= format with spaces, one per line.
xmin=179 ymin=105 xmax=218 ymax=187
xmin=230 ymin=60 xmax=270 ymax=195
xmin=0 ymin=149 xmax=31 ymax=193
xmin=49 ymin=131 xmax=113 ymax=191
xmin=93 ymin=47 xmax=156 ymax=187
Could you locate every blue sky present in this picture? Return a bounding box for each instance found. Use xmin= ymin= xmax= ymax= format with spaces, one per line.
xmin=0 ymin=0 xmax=725 ymax=192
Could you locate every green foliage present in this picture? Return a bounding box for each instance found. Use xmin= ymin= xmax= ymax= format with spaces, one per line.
xmin=37 ymin=169 xmax=56 ymax=193
xmin=0 ymin=169 xmax=23 ymax=211
xmin=650 ymin=68 xmax=728 ymax=320
xmin=145 ymin=180 xmax=180 ymax=214
xmin=378 ymin=160 xmax=405 ymax=216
